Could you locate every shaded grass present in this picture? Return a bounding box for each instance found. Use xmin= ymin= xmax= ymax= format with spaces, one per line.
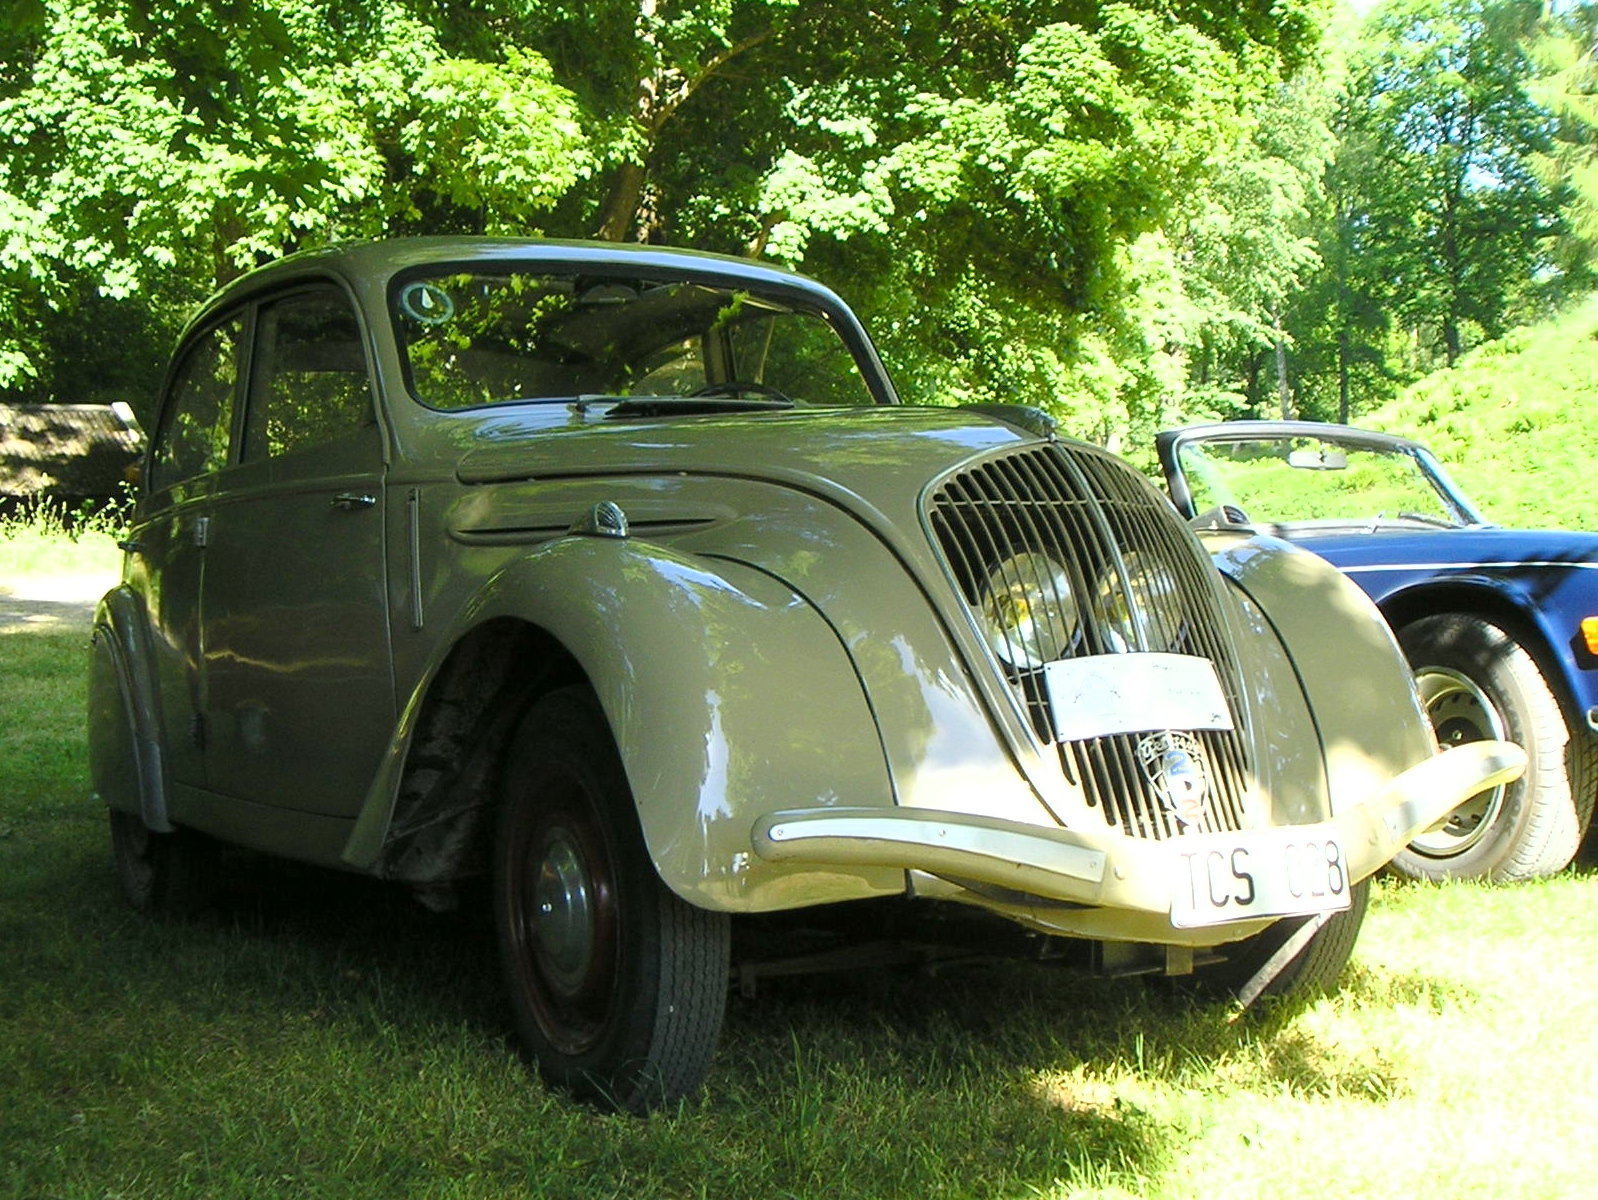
xmin=3 ymin=549 xmax=1597 ymax=1199
xmin=0 ymin=495 xmax=126 ymax=580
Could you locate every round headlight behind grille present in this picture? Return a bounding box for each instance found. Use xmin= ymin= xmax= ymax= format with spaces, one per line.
xmin=978 ymin=552 xmax=1079 ymax=669
xmin=1093 ymin=551 xmax=1181 ymax=652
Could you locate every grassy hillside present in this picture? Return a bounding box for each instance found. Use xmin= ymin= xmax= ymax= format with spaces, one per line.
xmin=1362 ymin=296 xmax=1598 ymax=532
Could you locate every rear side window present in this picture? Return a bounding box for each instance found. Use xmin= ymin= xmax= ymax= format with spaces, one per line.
xmin=149 ymin=316 xmax=244 ymax=492
xmin=244 ymin=288 xmax=373 ymax=461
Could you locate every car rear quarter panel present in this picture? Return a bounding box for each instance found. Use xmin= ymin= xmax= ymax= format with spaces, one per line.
xmin=88 ymin=585 xmax=169 ymax=832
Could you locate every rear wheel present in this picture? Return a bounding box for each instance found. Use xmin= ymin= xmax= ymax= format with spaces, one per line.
xmin=492 ymin=687 xmax=730 ymax=1113
xmin=108 ymin=810 xmax=217 ymax=915
xmin=1391 ymin=615 xmax=1585 ymax=882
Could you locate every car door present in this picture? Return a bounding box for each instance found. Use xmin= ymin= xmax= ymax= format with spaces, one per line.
xmin=137 ymin=313 xmax=246 ymax=792
xmin=198 ymin=284 xmax=398 ymax=818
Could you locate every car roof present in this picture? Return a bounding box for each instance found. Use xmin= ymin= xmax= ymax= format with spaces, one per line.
xmin=187 ymin=237 xmax=851 ymax=331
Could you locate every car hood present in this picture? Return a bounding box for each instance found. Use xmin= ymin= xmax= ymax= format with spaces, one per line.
xmin=1286 ymin=525 xmax=1598 ymax=571
xmin=452 ymin=405 xmax=1035 ymax=514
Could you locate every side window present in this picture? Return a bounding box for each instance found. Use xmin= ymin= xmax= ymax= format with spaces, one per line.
xmin=244 ymin=288 xmax=373 ymax=461
xmin=149 ymin=316 xmax=243 ymax=492
xmin=726 ymin=313 xmax=871 ymax=407
xmin=628 ymin=336 xmax=707 ymax=395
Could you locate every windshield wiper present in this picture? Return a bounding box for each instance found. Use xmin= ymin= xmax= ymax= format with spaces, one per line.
xmin=597 ymin=395 xmax=795 ymax=419
xmin=1396 ymin=511 xmax=1462 ymax=529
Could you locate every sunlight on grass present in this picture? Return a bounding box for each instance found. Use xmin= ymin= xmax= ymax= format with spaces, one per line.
xmin=0 ymin=498 xmax=123 ymax=597
xmin=1367 ymin=295 xmax=1598 ymax=531
xmin=2 ymin=522 xmax=1595 ymax=1198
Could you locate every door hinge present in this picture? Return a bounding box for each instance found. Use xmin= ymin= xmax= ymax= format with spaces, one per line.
xmin=191 ymin=516 xmax=210 ymax=548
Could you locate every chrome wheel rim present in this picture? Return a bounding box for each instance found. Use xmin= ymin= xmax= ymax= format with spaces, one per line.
xmin=1410 ymin=667 xmax=1508 ymax=857
xmin=533 ymin=830 xmax=598 ymax=994
xmin=505 ymin=787 xmax=620 ymax=1058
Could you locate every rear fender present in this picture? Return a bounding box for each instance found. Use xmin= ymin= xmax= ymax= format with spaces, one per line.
xmin=88 ymin=586 xmax=170 ymax=832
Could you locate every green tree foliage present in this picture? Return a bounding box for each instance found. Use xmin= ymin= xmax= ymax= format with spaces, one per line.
xmin=1174 ymin=64 xmax=1338 ymax=420
xmin=1279 ymin=0 xmax=1564 ymax=429
xmin=25 ymin=0 xmax=1560 ymax=450
xmin=1280 ymin=39 xmax=1405 ymax=424
xmin=0 ymin=0 xmax=589 ymax=406
xmin=557 ymin=0 xmax=1329 ymax=443
xmin=1525 ymin=3 xmax=1598 ymax=274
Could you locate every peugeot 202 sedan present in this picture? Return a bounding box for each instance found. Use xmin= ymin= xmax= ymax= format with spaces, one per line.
xmin=1159 ymin=421 xmax=1596 ymax=883
xmin=90 ymin=240 xmax=1520 ymax=1112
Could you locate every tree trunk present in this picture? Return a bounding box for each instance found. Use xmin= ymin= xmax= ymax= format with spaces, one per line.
xmin=594 ymin=160 xmax=649 ymax=243
xmin=1443 ymin=315 xmax=1461 ymax=366
xmin=1338 ymin=326 xmax=1350 ymax=424
xmin=1272 ymin=307 xmax=1292 ymax=420
xmin=589 ymin=5 xmax=774 ymax=244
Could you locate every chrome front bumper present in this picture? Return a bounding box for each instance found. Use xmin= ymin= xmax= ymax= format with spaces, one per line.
xmin=751 ymin=741 xmax=1525 ymax=938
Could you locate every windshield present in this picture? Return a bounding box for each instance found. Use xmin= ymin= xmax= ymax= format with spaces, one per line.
xmin=393 ymin=270 xmax=874 ymax=410
xmin=1176 ymin=435 xmax=1475 ymax=529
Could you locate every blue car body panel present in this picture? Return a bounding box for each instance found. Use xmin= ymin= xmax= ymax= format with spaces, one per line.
xmin=1157 ymin=423 xmax=1598 ymax=734
xmin=1303 ymin=528 xmax=1598 ymax=724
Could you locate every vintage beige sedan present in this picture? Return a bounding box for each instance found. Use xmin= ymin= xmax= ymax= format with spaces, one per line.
xmin=90 ymin=238 xmax=1521 ymax=1112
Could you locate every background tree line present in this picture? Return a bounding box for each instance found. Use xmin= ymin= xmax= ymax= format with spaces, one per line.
xmin=2 ymin=0 xmax=1596 ymax=446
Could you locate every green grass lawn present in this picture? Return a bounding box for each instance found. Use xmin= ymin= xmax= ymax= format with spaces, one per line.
xmin=3 ymin=542 xmax=1597 ymax=1199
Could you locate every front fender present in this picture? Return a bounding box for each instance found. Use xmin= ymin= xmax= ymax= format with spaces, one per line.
xmin=1369 ymin=571 xmax=1598 ymax=730
xmin=1201 ymin=532 xmax=1439 ymax=811
xmin=347 ymin=535 xmax=904 ymax=911
xmin=88 ymin=585 xmax=169 ymax=832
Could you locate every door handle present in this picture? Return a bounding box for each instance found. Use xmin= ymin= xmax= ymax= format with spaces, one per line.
xmin=332 ymin=492 xmax=377 ymax=511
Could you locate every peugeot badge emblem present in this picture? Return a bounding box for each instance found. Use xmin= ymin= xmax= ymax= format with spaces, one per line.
xmin=1136 ymin=731 xmax=1209 ymax=828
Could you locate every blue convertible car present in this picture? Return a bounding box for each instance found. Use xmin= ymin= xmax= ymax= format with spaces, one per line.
xmin=1158 ymin=421 xmax=1598 ymax=882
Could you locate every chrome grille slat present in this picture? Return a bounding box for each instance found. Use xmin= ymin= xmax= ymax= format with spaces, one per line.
xmin=927 ymin=442 xmax=1253 ymax=840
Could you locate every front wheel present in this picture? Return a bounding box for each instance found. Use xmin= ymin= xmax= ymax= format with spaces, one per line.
xmin=493 ymin=687 xmax=730 ymax=1113
xmin=1390 ymin=615 xmax=1588 ymax=882
xmin=1188 ymin=880 xmax=1370 ymax=1003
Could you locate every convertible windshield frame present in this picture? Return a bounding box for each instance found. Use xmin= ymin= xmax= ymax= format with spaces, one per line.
xmin=1158 ymin=422 xmax=1486 ymax=530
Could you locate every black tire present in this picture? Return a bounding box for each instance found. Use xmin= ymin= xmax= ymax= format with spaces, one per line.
xmin=1390 ymin=614 xmax=1584 ymax=882
xmin=108 ymin=809 xmax=217 ymax=915
xmin=1567 ymin=728 xmax=1598 ymax=854
xmin=1191 ymin=879 xmax=1370 ymax=1003
xmin=492 ymin=687 xmax=730 ymax=1114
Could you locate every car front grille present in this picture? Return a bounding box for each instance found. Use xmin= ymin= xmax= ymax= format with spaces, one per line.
xmin=926 ymin=442 xmax=1251 ymax=839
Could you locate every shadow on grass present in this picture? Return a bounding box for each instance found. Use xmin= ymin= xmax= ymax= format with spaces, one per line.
xmin=6 ymin=832 xmax=1446 ymax=1199
xmin=2 ymin=820 xmax=1466 ymax=1200
xmin=0 ymin=597 xmax=1448 ymax=1200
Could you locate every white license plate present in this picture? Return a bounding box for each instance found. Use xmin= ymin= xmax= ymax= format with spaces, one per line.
xmin=1043 ymin=653 xmax=1233 ymax=742
xmin=1169 ymin=831 xmax=1352 ymax=928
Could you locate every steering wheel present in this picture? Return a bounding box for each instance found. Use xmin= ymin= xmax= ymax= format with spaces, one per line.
xmin=1192 ymin=504 xmax=1254 ymax=529
xmin=690 ymin=380 xmax=795 ymax=404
